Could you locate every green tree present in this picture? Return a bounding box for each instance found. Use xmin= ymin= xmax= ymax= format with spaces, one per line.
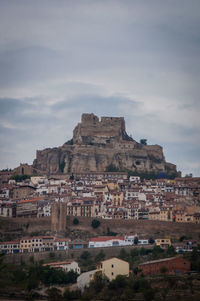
xmin=109 ymin=275 xmax=127 ymax=290
xmin=119 ymin=248 xmax=129 ymax=261
xmin=91 ymin=219 xmax=100 ymax=229
xmin=89 ymin=272 xmax=108 ymax=293
xmin=70 ymin=173 xmax=74 ymax=180
xmin=49 ymin=252 xmax=55 ymax=259
xmin=148 ymin=237 xmax=155 ymax=244
xmin=46 ymin=287 xmax=62 ymax=301
xmin=73 ymin=218 xmax=79 ymax=225
xmin=80 ymin=251 xmax=91 ymax=261
xmin=95 ymin=250 xmax=105 ymax=262
xmin=59 ymin=161 xmax=65 ymax=173
xmin=166 ymin=245 xmax=176 ymax=256
xmin=10 ymin=174 xmax=30 ymax=182
xmin=130 ymin=248 xmax=139 ymax=258
xmin=140 ymin=139 xmax=147 ymax=145
xmin=106 ymin=164 xmax=120 ymax=172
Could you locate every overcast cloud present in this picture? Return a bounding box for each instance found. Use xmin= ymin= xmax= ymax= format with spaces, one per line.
xmin=0 ymin=0 xmax=200 ymax=176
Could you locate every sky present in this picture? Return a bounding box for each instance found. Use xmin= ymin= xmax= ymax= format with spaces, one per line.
xmin=0 ymin=0 xmax=200 ymax=176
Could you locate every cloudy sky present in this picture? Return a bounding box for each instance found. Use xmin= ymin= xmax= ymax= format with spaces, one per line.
xmin=0 ymin=0 xmax=200 ymax=176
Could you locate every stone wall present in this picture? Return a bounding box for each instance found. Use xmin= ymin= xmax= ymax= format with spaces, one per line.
xmin=1 ymin=216 xmax=199 ymax=242
xmin=3 ymin=244 xmax=154 ymax=264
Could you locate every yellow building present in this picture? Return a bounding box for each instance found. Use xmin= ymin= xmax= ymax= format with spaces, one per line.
xmin=111 ymin=191 xmax=124 ymax=206
xmin=107 ymin=182 xmax=120 ymax=191
xmin=66 ymin=201 xmax=96 ymax=217
xmin=95 ymin=257 xmax=129 ymax=281
xmin=20 ymin=236 xmax=54 ymax=253
xmin=155 ymin=238 xmax=171 ymax=249
xmin=148 ymin=211 xmax=160 ymax=221
xmin=160 ymin=208 xmax=173 ymax=222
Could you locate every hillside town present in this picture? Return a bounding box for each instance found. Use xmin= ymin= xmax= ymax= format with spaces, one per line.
xmin=0 ymin=171 xmax=200 ymax=223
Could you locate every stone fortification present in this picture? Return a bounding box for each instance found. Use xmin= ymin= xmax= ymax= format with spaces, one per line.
xmin=73 ymin=113 xmax=127 ymax=145
xmin=32 ymin=113 xmax=177 ymax=175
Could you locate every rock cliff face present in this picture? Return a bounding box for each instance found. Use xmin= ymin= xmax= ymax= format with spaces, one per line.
xmin=33 ymin=113 xmax=177 ymax=175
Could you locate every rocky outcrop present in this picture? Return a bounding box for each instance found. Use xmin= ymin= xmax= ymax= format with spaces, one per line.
xmin=32 ymin=113 xmax=177 ymax=175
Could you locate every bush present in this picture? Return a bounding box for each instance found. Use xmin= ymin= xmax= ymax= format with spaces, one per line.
xmin=10 ymin=174 xmax=30 ymax=182
xmin=49 ymin=252 xmax=55 ymax=259
xmin=80 ymin=251 xmax=91 ymax=261
xmin=46 ymin=287 xmax=62 ymax=301
xmin=91 ymin=219 xmax=100 ymax=229
xmin=148 ymin=237 xmax=155 ymax=244
xmin=106 ymin=164 xmax=120 ymax=172
xmin=95 ymin=250 xmax=105 ymax=262
xmin=73 ymin=218 xmax=79 ymax=225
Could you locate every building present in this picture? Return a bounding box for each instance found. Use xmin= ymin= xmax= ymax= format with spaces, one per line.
xmin=0 ymin=240 xmax=20 ymax=254
xmin=68 ymin=239 xmax=88 ymax=250
xmin=95 ymin=257 xmax=129 ymax=281
xmin=0 ymin=202 xmax=16 ymax=217
xmin=42 ymin=236 xmax=54 ymax=251
xmin=54 ymin=238 xmax=70 ymax=250
xmin=20 ymin=236 xmax=54 ymax=253
xmin=89 ymin=236 xmax=125 ymax=248
xmin=139 ymin=256 xmax=190 ymax=275
xmin=155 ymin=238 xmax=171 ymax=249
xmin=74 ymin=172 xmax=128 ymax=181
xmin=12 ymin=185 xmax=36 ymax=200
xmin=160 ymin=208 xmax=173 ymax=222
xmin=43 ymin=260 xmax=80 ymax=274
xmin=37 ymin=200 xmax=52 ymax=217
xmin=89 ymin=235 xmax=137 ymax=248
xmin=16 ymin=198 xmax=40 ymax=217
xmin=20 ymin=236 xmax=43 ymax=253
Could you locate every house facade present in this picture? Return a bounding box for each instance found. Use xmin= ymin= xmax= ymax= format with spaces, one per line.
xmin=139 ymin=256 xmax=190 ymax=275
xmin=95 ymin=257 xmax=129 ymax=281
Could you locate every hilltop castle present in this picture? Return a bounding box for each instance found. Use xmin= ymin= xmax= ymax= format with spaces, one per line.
xmin=31 ymin=113 xmax=177 ymax=176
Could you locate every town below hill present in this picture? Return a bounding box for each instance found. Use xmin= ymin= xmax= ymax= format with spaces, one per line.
xmin=0 ymin=171 xmax=200 ymax=300
xmin=0 ymin=172 xmax=199 ymax=224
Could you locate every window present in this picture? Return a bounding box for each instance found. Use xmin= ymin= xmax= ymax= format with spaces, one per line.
xmin=111 ymin=264 xmax=114 ymax=268
xmin=111 ymin=272 xmax=114 ymax=276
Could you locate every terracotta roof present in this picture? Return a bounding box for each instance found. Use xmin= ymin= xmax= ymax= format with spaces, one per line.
xmin=43 ymin=260 xmax=75 ymax=266
xmin=18 ymin=197 xmax=42 ymax=204
xmin=54 ymin=238 xmax=70 ymax=242
xmin=0 ymin=240 xmax=20 ymax=245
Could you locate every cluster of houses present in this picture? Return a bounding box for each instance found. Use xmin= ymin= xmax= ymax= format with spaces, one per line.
xmin=42 ymin=256 xmax=191 ymax=291
xmin=0 ymin=233 xmax=174 ymax=255
xmin=0 ymin=172 xmax=200 ymax=223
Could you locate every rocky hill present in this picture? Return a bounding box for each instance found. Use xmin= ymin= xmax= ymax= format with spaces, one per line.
xmin=32 ymin=113 xmax=177 ymax=175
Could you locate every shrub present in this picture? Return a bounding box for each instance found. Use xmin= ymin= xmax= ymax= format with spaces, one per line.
xmin=91 ymin=219 xmax=100 ymax=229
xmin=73 ymin=218 xmax=79 ymax=225
xmin=148 ymin=237 xmax=155 ymax=244
xmin=49 ymin=252 xmax=55 ymax=259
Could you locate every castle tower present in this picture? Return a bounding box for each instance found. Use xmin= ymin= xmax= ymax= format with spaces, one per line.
xmin=51 ymin=202 xmax=67 ymax=232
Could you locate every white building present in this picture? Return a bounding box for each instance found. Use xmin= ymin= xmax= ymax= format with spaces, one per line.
xmin=53 ymin=238 xmax=70 ymax=250
xmin=0 ymin=240 xmax=20 ymax=254
xmin=89 ymin=234 xmax=137 ymax=248
xmin=43 ymin=260 xmax=80 ymax=274
xmin=37 ymin=201 xmax=52 ymax=217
